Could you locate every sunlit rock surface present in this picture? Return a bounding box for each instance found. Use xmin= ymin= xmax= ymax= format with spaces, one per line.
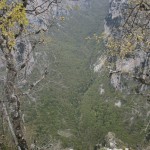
xmin=103 ymin=0 xmax=150 ymax=92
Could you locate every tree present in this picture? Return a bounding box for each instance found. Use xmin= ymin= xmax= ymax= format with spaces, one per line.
xmin=0 ymin=0 xmax=61 ymax=149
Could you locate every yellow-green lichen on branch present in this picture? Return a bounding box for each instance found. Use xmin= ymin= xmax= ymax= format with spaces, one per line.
xmin=0 ymin=0 xmax=29 ymax=49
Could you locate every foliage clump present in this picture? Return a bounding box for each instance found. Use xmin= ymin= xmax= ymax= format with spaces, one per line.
xmin=0 ymin=0 xmax=28 ymax=49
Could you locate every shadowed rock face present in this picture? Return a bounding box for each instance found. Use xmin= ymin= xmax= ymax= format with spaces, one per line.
xmin=105 ymin=14 xmax=122 ymax=28
xmin=104 ymin=0 xmax=127 ymax=36
xmin=17 ymin=42 xmax=26 ymax=62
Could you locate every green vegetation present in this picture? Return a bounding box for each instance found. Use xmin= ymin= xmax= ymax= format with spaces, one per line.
xmin=23 ymin=0 xmax=146 ymax=149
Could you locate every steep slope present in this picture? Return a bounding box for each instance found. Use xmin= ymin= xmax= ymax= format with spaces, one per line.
xmin=25 ymin=0 xmax=109 ymax=149
xmin=22 ymin=0 xmax=149 ymax=150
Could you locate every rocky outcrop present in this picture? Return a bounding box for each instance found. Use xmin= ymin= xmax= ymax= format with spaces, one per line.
xmin=105 ymin=132 xmax=125 ymax=149
xmin=98 ymin=132 xmax=150 ymax=150
xmin=94 ymin=132 xmax=129 ymax=150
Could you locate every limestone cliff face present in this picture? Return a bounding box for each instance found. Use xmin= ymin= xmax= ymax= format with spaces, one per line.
xmin=93 ymin=1 xmax=150 ymax=143
xmin=104 ymin=0 xmax=126 ymax=36
xmin=104 ymin=0 xmax=150 ymax=93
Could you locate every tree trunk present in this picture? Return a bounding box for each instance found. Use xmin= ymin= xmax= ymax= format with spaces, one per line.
xmin=4 ymin=52 xmax=28 ymax=150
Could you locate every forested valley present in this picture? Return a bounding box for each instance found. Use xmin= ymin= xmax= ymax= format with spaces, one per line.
xmin=0 ymin=0 xmax=149 ymax=150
